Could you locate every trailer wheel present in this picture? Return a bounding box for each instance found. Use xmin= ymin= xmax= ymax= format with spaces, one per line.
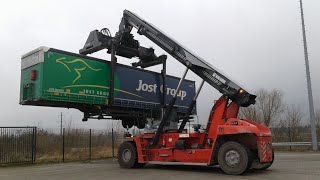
xmin=122 ymin=119 xmax=134 ymax=129
xmin=118 ymin=142 xmax=138 ymax=168
xmin=218 ymin=141 xmax=252 ymax=175
xmin=135 ymin=118 xmax=146 ymax=129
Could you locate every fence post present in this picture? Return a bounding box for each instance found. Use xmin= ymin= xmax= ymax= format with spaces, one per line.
xmin=112 ymin=128 xmax=114 ymax=158
xmin=33 ymin=127 xmax=37 ymax=163
xmin=62 ymin=128 xmax=65 ymax=162
xmin=31 ymin=127 xmax=34 ymax=163
xmin=89 ymin=129 xmax=92 ymax=161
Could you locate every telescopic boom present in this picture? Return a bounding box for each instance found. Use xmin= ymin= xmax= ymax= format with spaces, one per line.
xmin=80 ymin=10 xmax=256 ymax=107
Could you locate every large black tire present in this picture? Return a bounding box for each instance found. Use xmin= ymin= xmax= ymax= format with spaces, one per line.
xmin=118 ymin=142 xmax=138 ymax=168
xmin=136 ymin=162 xmax=146 ymax=168
xmin=122 ymin=119 xmax=134 ymax=129
xmin=252 ymin=150 xmax=274 ymax=170
xmin=135 ymin=118 xmax=146 ymax=129
xmin=218 ymin=141 xmax=252 ymax=175
xmin=117 ymin=141 xmax=145 ymax=168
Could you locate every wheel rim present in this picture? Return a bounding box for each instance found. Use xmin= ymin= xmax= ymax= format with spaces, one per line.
xmin=122 ymin=149 xmax=132 ymax=162
xmin=225 ymin=150 xmax=240 ymax=167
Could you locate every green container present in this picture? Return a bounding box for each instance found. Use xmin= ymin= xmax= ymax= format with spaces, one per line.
xmin=21 ymin=47 xmax=112 ymax=107
xmin=20 ymin=47 xmax=196 ymax=115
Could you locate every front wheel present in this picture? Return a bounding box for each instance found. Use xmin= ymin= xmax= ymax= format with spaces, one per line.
xmin=118 ymin=142 xmax=138 ymax=168
xmin=218 ymin=141 xmax=252 ymax=175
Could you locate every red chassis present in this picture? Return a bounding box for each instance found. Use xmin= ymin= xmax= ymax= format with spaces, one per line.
xmin=118 ymin=96 xmax=273 ymax=175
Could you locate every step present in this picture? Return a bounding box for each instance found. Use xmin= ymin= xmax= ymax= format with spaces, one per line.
xmin=159 ymin=154 xmax=170 ymax=157
xmin=148 ymin=161 xmax=207 ymax=166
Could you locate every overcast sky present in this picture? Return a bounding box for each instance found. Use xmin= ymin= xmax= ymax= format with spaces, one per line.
xmin=0 ymin=0 xmax=319 ymax=130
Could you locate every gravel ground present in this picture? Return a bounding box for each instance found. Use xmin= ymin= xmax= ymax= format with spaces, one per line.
xmin=0 ymin=152 xmax=319 ymax=180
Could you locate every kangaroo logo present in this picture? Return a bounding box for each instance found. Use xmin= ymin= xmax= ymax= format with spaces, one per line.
xmin=56 ymin=57 xmax=102 ymax=84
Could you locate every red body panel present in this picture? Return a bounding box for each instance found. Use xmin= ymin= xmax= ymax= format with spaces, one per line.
xmin=257 ymin=136 xmax=273 ymax=162
xmin=130 ymin=96 xmax=273 ymax=165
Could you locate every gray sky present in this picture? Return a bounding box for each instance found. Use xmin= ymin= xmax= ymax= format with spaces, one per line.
xmin=0 ymin=0 xmax=319 ymax=129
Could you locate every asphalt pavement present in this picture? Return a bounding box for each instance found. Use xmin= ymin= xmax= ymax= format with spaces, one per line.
xmin=0 ymin=152 xmax=319 ymax=180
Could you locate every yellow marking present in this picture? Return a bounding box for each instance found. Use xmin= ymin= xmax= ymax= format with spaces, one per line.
xmin=55 ymin=57 xmax=142 ymax=99
xmin=54 ymin=92 xmax=59 ymax=96
xmin=56 ymin=58 xmax=71 ymax=72
xmin=73 ymin=67 xmax=86 ymax=84
xmin=63 ymin=84 xmax=143 ymax=99
xmin=55 ymin=58 xmax=102 ymax=84
xmin=65 ymin=59 xmax=102 ymax=72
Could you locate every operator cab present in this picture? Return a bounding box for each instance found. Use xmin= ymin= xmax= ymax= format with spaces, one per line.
xmin=144 ymin=108 xmax=179 ymax=133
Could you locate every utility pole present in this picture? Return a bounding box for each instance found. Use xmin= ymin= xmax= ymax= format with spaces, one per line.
xmin=299 ymin=0 xmax=318 ymax=151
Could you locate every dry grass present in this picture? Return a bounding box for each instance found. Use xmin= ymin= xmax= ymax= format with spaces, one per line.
xmin=35 ymin=128 xmax=122 ymax=163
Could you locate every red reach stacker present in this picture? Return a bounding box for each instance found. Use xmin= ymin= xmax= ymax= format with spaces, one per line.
xmin=79 ymin=10 xmax=274 ymax=175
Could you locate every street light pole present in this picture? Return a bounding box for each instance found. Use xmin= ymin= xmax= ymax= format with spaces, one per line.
xmin=299 ymin=0 xmax=318 ymax=151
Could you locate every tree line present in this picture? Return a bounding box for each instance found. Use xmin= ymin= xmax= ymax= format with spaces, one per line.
xmin=239 ymin=89 xmax=320 ymax=142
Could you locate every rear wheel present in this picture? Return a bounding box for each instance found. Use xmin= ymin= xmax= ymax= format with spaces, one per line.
xmin=136 ymin=163 xmax=146 ymax=168
xmin=252 ymin=150 xmax=274 ymax=170
xmin=218 ymin=141 xmax=252 ymax=175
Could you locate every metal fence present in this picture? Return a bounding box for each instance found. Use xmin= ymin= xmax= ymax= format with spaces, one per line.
xmin=35 ymin=127 xmax=122 ymax=163
xmin=273 ymin=142 xmax=320 ymax=147
xmin=2 ymin=126 xmax=318 ymax=165
xmin=61 ymin=128 xmax=121 ymax=162
xmin=0 ymin=127 xmax=37 ymax=164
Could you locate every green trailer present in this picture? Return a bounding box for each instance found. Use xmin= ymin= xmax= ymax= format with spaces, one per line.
xmin=20 ymin=47 xmax=196 ymax=127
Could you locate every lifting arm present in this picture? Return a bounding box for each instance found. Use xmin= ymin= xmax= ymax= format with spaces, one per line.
xmin=79 ymin=10 xmax=257 ymax=146
xmin=80 ymin=10 xmax=256 ymax=107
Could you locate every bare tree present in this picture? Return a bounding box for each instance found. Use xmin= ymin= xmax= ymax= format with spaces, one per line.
xmin=239 ymin=88 xmax=284 ymax=127
xmin=256 ymin=89 xmax=284 ymax=127
xmin=239 ymin=105 xmax=261 ymax=123
xmin=280 ymin=105 xmax=303 ymax=142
